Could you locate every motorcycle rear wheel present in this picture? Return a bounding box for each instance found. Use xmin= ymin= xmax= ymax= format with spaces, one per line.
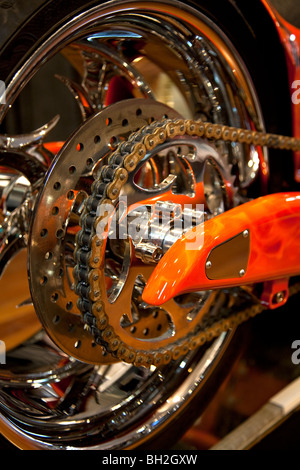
xmin=0 ymin=0 xmax=290 ymax=449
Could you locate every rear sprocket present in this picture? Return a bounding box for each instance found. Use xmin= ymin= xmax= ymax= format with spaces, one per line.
xmin=29 ymin=98 xmax=237 ymax=367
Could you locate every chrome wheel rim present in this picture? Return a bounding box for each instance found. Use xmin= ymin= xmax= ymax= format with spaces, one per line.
xmin=0 ymin=0 xmax=265 ymax=449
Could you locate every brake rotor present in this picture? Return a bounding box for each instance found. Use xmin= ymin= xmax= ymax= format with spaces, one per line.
xmin=72 ymin=112 xmax=238 ymax=367
xmin=29 ymin=98 xmax=236 ymax=366
xmin=28 ymin=99 xmax=182 ymax=363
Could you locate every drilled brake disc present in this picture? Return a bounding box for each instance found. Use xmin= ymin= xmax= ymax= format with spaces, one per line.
xmin=28 ymin=99 xmax=184 ymax=363
xmin=28 ymin=98 xmax=236 ymax=366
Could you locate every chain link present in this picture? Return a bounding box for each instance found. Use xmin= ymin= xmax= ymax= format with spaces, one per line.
xmin=74 ymin=118 xmax=300 ymax=367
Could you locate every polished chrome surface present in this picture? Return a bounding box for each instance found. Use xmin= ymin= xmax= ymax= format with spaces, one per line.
xmin=0 ymin=116 xmax=59 ymax=184
xmin=0 ymin=175 xmax=31 ymax=278
xmin=0 ymin=331 xmax=232 ymax=449
xmin=0 ymin=0 xmax=266 ymax=449
xmin=0 ymin=1 xmax=267 ymax=185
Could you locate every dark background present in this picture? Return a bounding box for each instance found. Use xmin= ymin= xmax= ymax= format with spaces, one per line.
xmin=271 ymin=0 xmax=300 ymax=26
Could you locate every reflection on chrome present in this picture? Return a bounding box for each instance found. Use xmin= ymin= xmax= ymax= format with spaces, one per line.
xmin=0 ymin=330 xmax=231 ymax=449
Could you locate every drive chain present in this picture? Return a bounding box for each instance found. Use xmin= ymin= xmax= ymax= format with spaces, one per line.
xmin=74 ymin=118 xmax=300 ymax=367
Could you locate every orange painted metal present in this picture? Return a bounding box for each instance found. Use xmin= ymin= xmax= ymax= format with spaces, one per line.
xmin=262 ymin=0 xmax=300 ymax=182
xmin=260 ymin=278 xmax=289 ymax=309
xmin=44 ymin=141 xmax=64 ymax=155
xmin=142 ymin=192 xmax=300 ymax=306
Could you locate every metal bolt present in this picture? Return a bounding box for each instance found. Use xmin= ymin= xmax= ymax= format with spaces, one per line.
xmin=274 ymin=291 xmax=285 ymax=304
xmin=153 ymin=249 xmax=163 ymax=262
xmin=206 ymin=261 xmax=212 ymax=270
xmin=239 ymin=269 xmax=245 ymax=277
xmin=243 ymin=230 xmax=249 ymax=238
xmin=135 ymin=242 xmax=163 ymax=264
